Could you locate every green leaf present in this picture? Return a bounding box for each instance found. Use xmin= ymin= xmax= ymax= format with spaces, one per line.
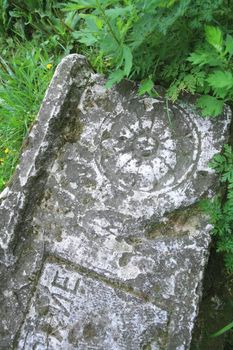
xmin=79 ymin=14 xmax=103 ymax=30
xmin=205 ymin=25 xmax=223 ymax=52
xmin=197 ymin=95 xmax=224 ymax=117
xmin=62 ymin=0 xmax=97 ymax=11
xmin=211 ymin=320 xmax=233 ymax=338
xmin=72 ymin=31 xmax=97 ymax=45
xmin=187 ymin=49 xmax=221 ymax=67
xmin=187 ymin=51 xmax=208 ymax=66
xmin=129 ymin=13 xmax=157 ymax=49
xmin=209 ymin=153 xmax=226 ymax=172
xmin=105 ymin=69 xmax=125 ymax=89
xmin=206 ymin=70 xmax=233 ymax=90
xmin=105 ymin=6 xmax=133 ymax=20
xmin=167 ymin=83 xmax=179 ymax=101
xmin=122 ymin=45 xmax=133 ymax=76
xmin=99 ymin=35 xmax=119 ymax=54
xmin=225 ymin=34 xmax=233 ymax=57
xmin=158 ymin=0 xmax=179 ymax=8
xmin=8 ymin=10 xmax=23 ymax=18
xmin=182 ymin=74 xmax=196 ymax=94
xmin=138 ymin=78 xmax=154 ymax=95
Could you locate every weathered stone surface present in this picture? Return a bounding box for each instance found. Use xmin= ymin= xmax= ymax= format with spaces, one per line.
xmin=0 ymin=54 xmax=231 ymax=350
xmin=18 ymin=262 xmax=167 ymax=350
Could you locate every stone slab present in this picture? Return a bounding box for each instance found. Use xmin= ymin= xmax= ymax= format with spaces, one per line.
xmin=0 ymin=54 xmax=231 ymax=349
xmin=18 ymin=261 xmax=167 ymax=350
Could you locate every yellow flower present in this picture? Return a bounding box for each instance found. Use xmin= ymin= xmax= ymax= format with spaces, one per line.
xmin=0 ymin=158 xmax=4 ymax=164
xmin=46 ymin=63 xmax=52 ymax=70
xmin=4 ymin=148 xmax=9 ymax=154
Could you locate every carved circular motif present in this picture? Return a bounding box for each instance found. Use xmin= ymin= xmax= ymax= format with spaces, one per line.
xmin=97 ymin=99 xmax=200 ymax=193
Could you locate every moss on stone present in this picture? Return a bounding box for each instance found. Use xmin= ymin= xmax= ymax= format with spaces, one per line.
xmin=145 ymin=203 xmax=201 ymax=239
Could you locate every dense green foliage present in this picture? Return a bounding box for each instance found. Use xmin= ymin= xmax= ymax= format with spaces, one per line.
xmin=201 ymin=145 xmax=233 ymax=272
xmin=62 ymin=0 xmax=233 ymax=117
xmin=0 ymin=0 xmax=233 ymax=274
xmin=0 ymin=41 xmax=56 ymax=188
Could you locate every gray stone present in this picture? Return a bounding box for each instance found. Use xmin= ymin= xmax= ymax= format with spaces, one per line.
xmin=0 ymin=54 xmax=231 ymax=350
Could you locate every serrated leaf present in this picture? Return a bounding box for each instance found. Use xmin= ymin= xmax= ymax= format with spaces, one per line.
xmin=206 ymin=70 xmax=233 ymax=90
xmin=105 ymin=69 xmax=125 ymax=89
xmin=79 ymin=14 xmax=103 ymax=30
xmin=223 ymin=144 xmax=233 ymax=159
xmin=167 ymin=83 xmax=179 ymax=102
xmin=197 ymin=95 xmax=224 ymax=117
xmin=138 ymin=78 xmax=154 ymax=95
xmin=213 ymin=87 xmax=229 ymax=99
xmin=62 ymin=0 xmax=97 ymax=11
xmin=187 ymin=51 xmax=208 ymax=66
xmin=187 ymin=49 xmax=221 ymax=67
xmin=99 ymin=35 xmax=119 ymax=54
xmin=122 ymin=45 xmax=133 ymax=76
xmin=105 ymin=6 xmax=133 ymax=19
xmin=222 ymin=170 xmax=233 ymax=182
xmin=183 ymin=74 xmax=196 ymax=93
xmin=195 ymin=70 xmax=206 ymax=87
xmin=205 ymin=25 xmax=223 ymax=52
xmin=209 ymin=154 xmax=226 ymax=170
xmin=129 ymin=14 xmax=156 ymax=49
xmin=225 ymin=34 xmax=233 ymax=57
xmin=72 ymin=31 xmax=97 ymax=45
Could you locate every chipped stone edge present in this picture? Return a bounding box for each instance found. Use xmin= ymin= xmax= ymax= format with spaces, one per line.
xmin=0 ymin=54 xmax=92 ymax=265
xmin=187 ymin=222 xmax=213 ymax=350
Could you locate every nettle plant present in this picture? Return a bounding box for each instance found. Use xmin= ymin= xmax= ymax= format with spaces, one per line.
xmin=169 ymin=25 xmax=233 ymax=116
xmin=201 ymin=145 xmax=233 ymax=271
xmin=62 ymin=0 xmax=226 ymax=100
xmin=62 ymin=0 xmax=232 ymax=116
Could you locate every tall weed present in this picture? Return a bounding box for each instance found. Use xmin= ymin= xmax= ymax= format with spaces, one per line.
xmin=201 ymin=145 xmax=233 ymax=272
xmin=0 ymin=40 xmax=57 ymax=189
xmin=62 ymin=0 xmax=228 ymax=103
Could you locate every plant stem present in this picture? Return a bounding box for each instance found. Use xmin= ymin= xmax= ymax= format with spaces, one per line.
xmin=96 ymin=0 xmax=121 ymax=46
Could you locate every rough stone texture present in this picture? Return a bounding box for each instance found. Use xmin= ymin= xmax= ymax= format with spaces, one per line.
xmin=0 ymin=54 xmax=231 ymax=350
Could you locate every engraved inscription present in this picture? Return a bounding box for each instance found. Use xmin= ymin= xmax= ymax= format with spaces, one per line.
xmin=52 ymin=270 xmax=80 ymax=294
xmin=50 ymin=293 xmax=71 ymax=318
xmin=17 ymin=262 xmax=167 ymax=350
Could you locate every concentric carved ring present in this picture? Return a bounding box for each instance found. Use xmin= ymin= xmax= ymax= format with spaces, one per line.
xmin=97 ymin=99 xmax=200 ymax=193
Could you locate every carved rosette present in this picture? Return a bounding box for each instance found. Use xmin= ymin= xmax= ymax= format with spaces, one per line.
xmin=97 ymin=99 xmax=200 ymax=194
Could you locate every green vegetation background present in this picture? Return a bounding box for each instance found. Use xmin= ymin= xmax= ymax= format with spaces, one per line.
xmin=1 ymin=0 xmax=233 ymax=346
